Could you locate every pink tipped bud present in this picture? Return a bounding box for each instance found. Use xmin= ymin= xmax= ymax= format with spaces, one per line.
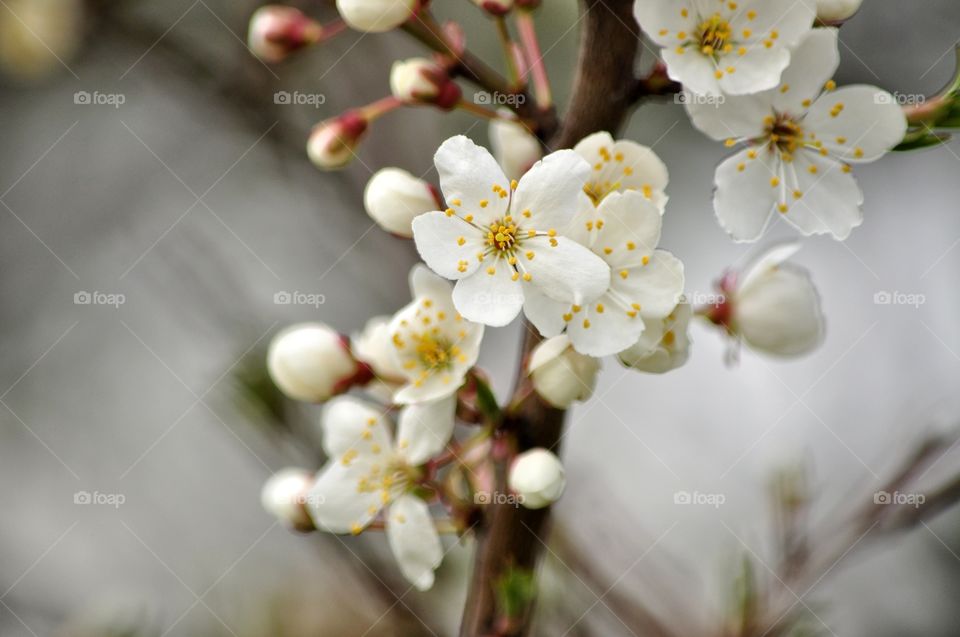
xmin=306 ymin=111 xmax=368 ymax=170
xmin=261 ymin=468 xmax=316 ymax=531
xmin=248 ymin=6 xmax=324 ymax=63
xmin=267 ymin=323 xmax=372 ymax=402
xmin=389 ymin=57 xmax=462 ymax=110
xmin=471 ymin=0 xmax=514 ymax=16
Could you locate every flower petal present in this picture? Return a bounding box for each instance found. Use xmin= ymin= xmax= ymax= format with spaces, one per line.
xmin=614 ymin=249 xmax=685 ymax=320
xmin=633 ymin=0 xmax=697 ymax=47
xmin=575 ymin=132 xmax=669 ymax=211
xmin=804 ymin=85 xmax=908 ymax=163
xmin=412 ymin=211 xmax=486 ymax=280
xmin=738 ymin=242 xmax=801 ymax=295
xmin=386 ymin=494 xmax=443 ymax=591
xmin=523 ymin=236 xmax=610 ymax=305
xmin=410 ymin=263 xmax=455 ymax=300
xmin=306 ymin=459 xmax=384 ymax=534
xmin=777 ymin=151 xmax=863 ymax=240
xmin=771 ymin=28 xmax=839 ymax=116
xmin=593 ymin=191 xmax=662 ymax=267
xmin=396 ymin=394 xmax=457 ymax=466
xmin=662 ymin=46 xmax=722 ymax=98
xmin=729 ymin=0 xmax=814 ymax=48
xmin=714 ymin=146 xmax=779 ymax=242
xmin=566 ymin=292 xmax=647 ymax=357
xmin=617 ymin=303 xmax=692 ymax=373
xmin=523 ymin=286 xmax=568 ymax=337
xmin=434 ymin=136 xmax=509 ymax=223
xmin=452 ymin=260 xmax=524 ymax=326
xmin=717 ymin=45 xmax=789 ymax=96
xmin=736 ymin=265 xmax=824 ymax=357
xmin=321 ymin=396 xmax=394 ymax=458
xmin=685 ymin=92 xmax=772 ymax=141
xmin=511 ymin=149 xmax=591 ymax=231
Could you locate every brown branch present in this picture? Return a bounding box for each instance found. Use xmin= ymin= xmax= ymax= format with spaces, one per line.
xmin=459 ymin=0 xmax=641 ymax=634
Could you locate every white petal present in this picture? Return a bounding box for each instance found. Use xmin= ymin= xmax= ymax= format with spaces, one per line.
xmin=804 ymin=85 xmax=908 ymax=163
xmin=566 ymin=292 xmax=647 ymax=357
xmin=714 ymin=146 xmax=779 ymax=242
xmin=617 ymin=303 xmax=692 ymax=373
xmin=434 ymin=136 xmax=510 ymax=223
xmin=386 ymin=494 xmax=443 ymax=591
xmin=738 ymin=242 xmax=801 ymax=295
xmin=410 ymin=263 xmax=455 ymax=300
xmin=662 ymin=47 xmax=722 ymax=98
xmin=614 ymin=250 xmax=686 ymax=320
xmin=511 ymin=150 xmax=591 ymax=231
xmin=577 ymin=133 xmax=670 ymax=211
xmin=729 ymin=0 xmax=815 ymax=47
xmin=396 ymin=395 xmax=457 ymax=466
xmin=717 ymin=45 xmax=789 ymax=96
xmin=527 ymin=334 xmax=572 ymax=372
xmin=321 ymin=396 xmax=393 ymax=458
xmin=306 ymin=459 xmax=384 ymax=534
xmin=736 ymin=265 xmax=824 ymax=357
xmin=523 ymin=236 xmax=610 ymax=305
xmin=685 ymin=92 xmax=772 ymax=141
xmin=412 ymin=211 xmax=485 ymax=280
xmin=594 ymin=191 xmax=662 ymax=265
xmin=778 ymin=151 xmax=863 ymax=240
xmin=633 ymin=0 xmax=697 ymax=47
xmin=452 ymin=260 xmax=524 ymax=326
xmin=771 ymin=28 xmax=839 ymax=116
xmin=522 ymin=286 xmax=568 ymax=337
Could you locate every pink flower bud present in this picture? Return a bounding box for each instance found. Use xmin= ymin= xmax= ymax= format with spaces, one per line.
xmin=471 ymin=0 xmax=514 ymax=16
xmin=248 ymin=5 xmax=324 ymax=63
xmin=389 ymin=58 xmax=462 ymax=110
xmin=306 ymin=111 xmax=368 ymax=170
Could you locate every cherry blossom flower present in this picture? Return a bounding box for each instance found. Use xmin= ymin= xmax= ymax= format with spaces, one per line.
xmin=573 ymin=131 xmax=669 ymax=212
xmin=412 ymin=136 xmax=610 ymax=327
xmin=685 ymin=28 xmax=907 ymax=242
xmin=305 ymin=395 xmax=456 ymax=590
xmin=388 ymin=265 xmax=485 ymax=404
xmin=524 ymin=190 xmax=684 ymax=357
xmin=618 ymin=302 xmax=692 ymax=373
xmin=528 ymin=335 xmax=601 ymax=408
xmin=634 ymin=0 xmax=815 ymax=97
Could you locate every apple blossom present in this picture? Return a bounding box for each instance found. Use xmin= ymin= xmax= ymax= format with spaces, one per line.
xmin=388 ymin=265 xmax=485 ymax=404
xmin=363 ymin=168 xmax=441 ymax=237
xmin=574 ymin=131 xmax=669 ymax=212
xmin=307 ymin=111 xmax=368 ymax=170
xmin=305 ymin=395 xmax=456 ymax=589
xmin=412 ymin=135 xmax=610 ymax=327
xmin=335 ymin=0 xmax=417 ymax=33
xmin=528 ymin=335 xmax=600 ymax=409
xmin=260 ymin=467 xmax=315 ymax=531
xmin=817 ymin=0 xmax=864 ymax=23
xmin=267 ymin=323 xmax=371 ymax=402
xmin=634 ymin=0 xmax=815 ymax=97
xmin=618 ymin=302 xmax=692 ymax=373
xmin=247 ymin=5 xmax=324 ymax=63
xmin=390 ymin=57 xmax=462 ymax=109
xmin=489 ymin=111 xmax=542 ymax=181
xmin=508 ymin=448 xmax=565 ymax=509
xmin=525 ymin=190 xmax=684 ymax=357
xmin=707 ymin=243 xmax=825 ymax=357
xmin=685 ymin=28 xmax=907 ymax=242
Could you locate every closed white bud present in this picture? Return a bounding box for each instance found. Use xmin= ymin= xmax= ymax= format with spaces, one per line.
xmin=390 ymin=57 xmax=462 ymax=109
xmin=508 ymin=448 xmax=565 ymax=509
xmin=472 ymin=0 xmax=514 ymax=16
xmin=306 ymin=111 xmax=368 ymax=170
xmin=261 ymin=468 xmax=315 ymax=531
xmin=489 ymin=111 xmax=542 ymax=180
xmin=528 ymin=335 xmax=600 ymax=409
xmin=363 ymin=168 xmax=440 ymax=237
xmin=267 ymin=323 xmax=369 ymax=402
xmin=247 ymin=5 xmax=323 ymax=63
xmin=336 ymin=0 xmax=417 ymax=32
xmin=816 ymin=0 xmax=863 ymax=22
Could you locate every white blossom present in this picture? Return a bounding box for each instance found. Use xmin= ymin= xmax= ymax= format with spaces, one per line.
xmin=388 ymin=265 xmax=485 ymax=404
xmin=305 ymin=395 xmax=456 ymax=590
xmin=686 ymin=28 xmax=907 ymax=241
xmin=528 ymin=335 xmax=601 ymax=409
xmin=267 ymin=323 xmax=365 ymax=402
xmin=336 ymin=0 xmax=416 ymax=32
xmin=364 ymin=168 xmax=441 ymax=237
xmin=618 ymin=302 xmax=692 ymax=373
xmin=574 ymin=131 xmax=669 ymax=212
xmin=306 ymin=112 xmax=367 ymax=170
xmin=261 ymin=468 xmax=315 ymax=530
xmin=412 ymin=135 xmax=610 ymax=328
xmin=817 ymin=0 xmax=863 ymax=22
xmin=489 ymin=111 xmax=542 ymax=181
xmin=352 ymin=316 xmax=407 ymax=384
xmin=634 ymin=0 xmax=815 ymax=97
xmin=508 ymin=448 xmax=565 ymax=509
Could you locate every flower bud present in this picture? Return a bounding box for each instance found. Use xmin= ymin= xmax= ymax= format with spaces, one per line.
xmin=618 ymin=303 xmax=692 ymax=374
xmin=267 ymin=323 xmax=370 ymax=402
xmin=528 ymin=335 xmax=600 ymax=409
xmin=336 ymin=0 xmax=417 ymax=32
xmin=261 ymin=468 xmax=315 ymax=531
xmin=471 ymin=0 xmax=514 ymax=16
xmin=389 ymin=57 xmax=462 ymax=109
xmin=306 ymin=111 xmax=368 ymax=170
xmin=816 ymin=0 xmax=863 ymax=22
xmin=363 ymin=168 xmax=441 ymax=237
xmin=489 ymin=111 xmax=542 ymax=180
xmin=508 ymin=448 xmax=565 ymax=509
xmin=247 ymin=5 xmax=324 ymax=63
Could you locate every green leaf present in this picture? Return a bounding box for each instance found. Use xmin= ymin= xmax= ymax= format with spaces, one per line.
xmin=495 ymin=566 xmax=537 ymax=621
xmin=894 ymin=130 xmax=952 ymax=152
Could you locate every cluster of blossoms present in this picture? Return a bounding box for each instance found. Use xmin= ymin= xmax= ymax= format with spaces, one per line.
xmin=245 ymin=0 xmax=942 ymax=594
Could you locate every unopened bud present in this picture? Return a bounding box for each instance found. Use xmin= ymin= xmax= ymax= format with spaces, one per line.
xmin=816 ymin=0 xmax=863 ymax=22
xmin=508 ymin=448 xmax=565 ymax=509
xmin=306 ymin=111 xmax=368 ymax=170
xmin=489 ymin=110 xmax=542 ymax=180
xmin=267 ymin=323 xmax=371 ymax=402
xmin=261 ymin=468 xmax=315 ymax=531
xmin=363 ymin=167 xmax=441 ymax=237
xmin=248 ymin=6 xmax=324 ymax=62
xmin=471 ymin=0 xmax=514 ymax=16
xmin=336 ymin=0 xmax=417 ymax=32
xmin=390 ymin=57 xmax=461 ymax=110
xmin=528 ymin=335 xmax=600 ymax=409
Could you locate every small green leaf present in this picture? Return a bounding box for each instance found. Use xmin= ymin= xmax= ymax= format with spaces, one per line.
xmin=496 ymin=566 xmax=537 ymax=621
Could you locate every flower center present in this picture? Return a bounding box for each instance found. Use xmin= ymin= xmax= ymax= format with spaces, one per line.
xmin=765 ymin=114 xmax=806 ymax=157
xmin=697 ymin=14 xmax=731 ymax=55
xmin=486 ymin=216 xmax=520 ymax=253
xmin=414 ymin=332 xmax=458 ymax=371
xmin=583 ymin=180 xmax=621 ymax=206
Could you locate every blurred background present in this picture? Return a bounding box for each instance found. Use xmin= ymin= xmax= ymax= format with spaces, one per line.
xmin=2 ymin=0 xmax=960 ymax=635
